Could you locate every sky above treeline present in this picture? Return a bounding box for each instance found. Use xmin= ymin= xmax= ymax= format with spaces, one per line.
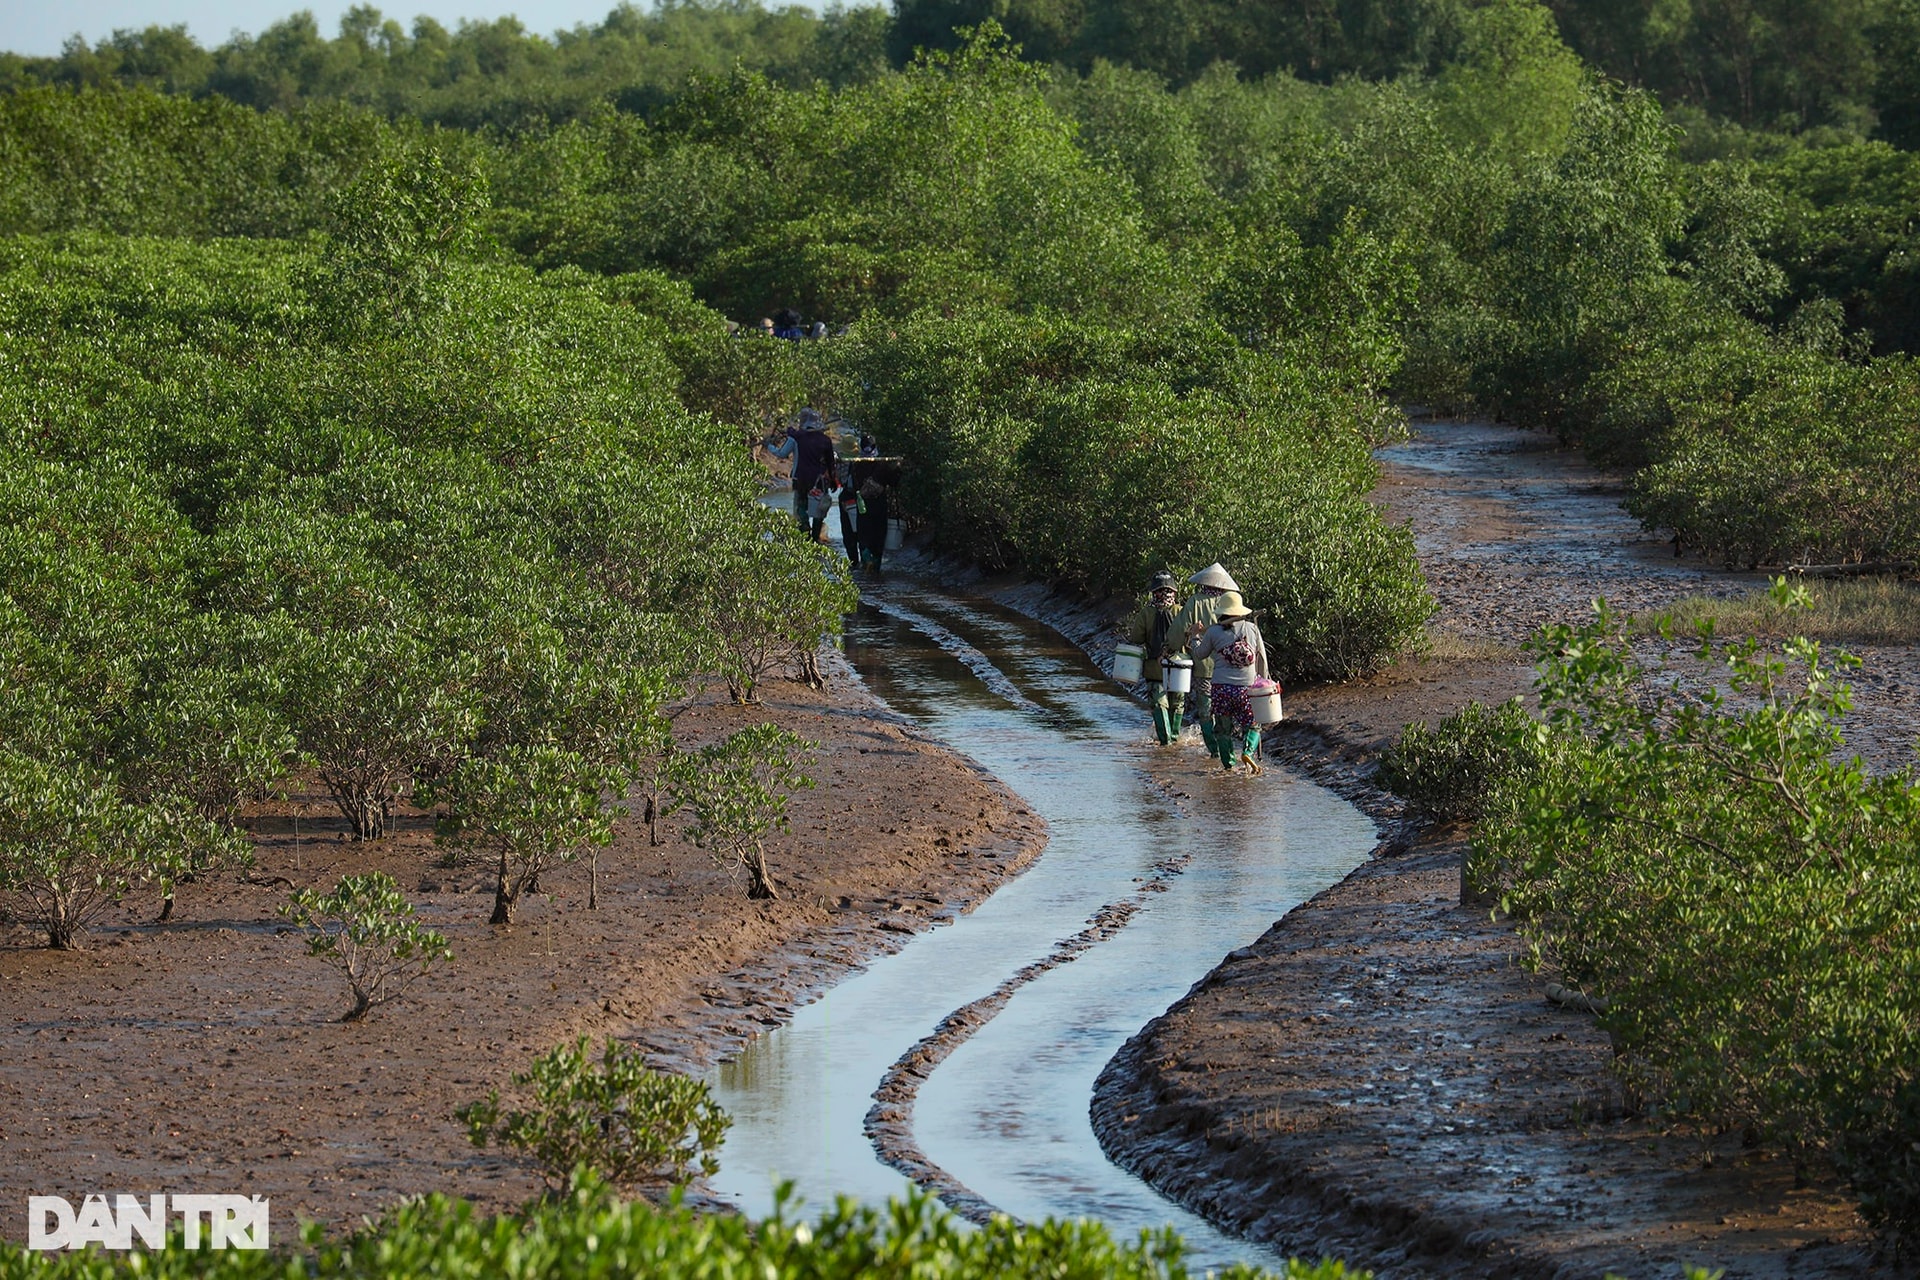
xmin=2 ymin=0 xmax=836 ymax=58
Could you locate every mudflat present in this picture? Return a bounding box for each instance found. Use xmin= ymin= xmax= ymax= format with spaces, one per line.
xmin=0 ymin=670 xmax=1044 ymax=1234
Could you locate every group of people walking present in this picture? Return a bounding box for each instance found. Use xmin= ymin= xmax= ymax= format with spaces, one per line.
xmin=767 ymin=408 xmax=892 ymax=569
xmin=1122 ymin=563 xmax=1276 ymax=775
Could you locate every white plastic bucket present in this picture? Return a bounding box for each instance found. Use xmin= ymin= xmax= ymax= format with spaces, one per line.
xmin=1161 ymin=656 xmax=1193 ymax=694
xmin=1252 ymin=684 xmax=1284 ymax=725
xmin=885 ymin=519 xmax=904 ymax=551
xmin=1112 ymin=643 xmax=1145 ymax=683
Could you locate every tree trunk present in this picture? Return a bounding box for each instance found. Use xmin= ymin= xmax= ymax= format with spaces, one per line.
xmin=340 ymin=989 xmax=371 ymax=1022
xmin=587 ymin=849 xmax=599 ymax=910
xmin=359 ymin=795 xmax=385 ymax=841
xmin=47 ymin=904 xmax=79 ymax=950
xmin=491 ymin=848 xmax=517 ymax=925
xmin=745 ymin=846 xmax=778 ymax=900
xmin=156 ymin=890 xmax=174 ymax=923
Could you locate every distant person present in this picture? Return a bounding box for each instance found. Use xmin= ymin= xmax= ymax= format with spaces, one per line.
xmin=766 ymin=408 xmax=837 ymax=532
xmin=810 ymin=321 xmax=828 ymax=340
xmin=773 ymin=307 xmax=803 ymax=340
xmin=758 ymin=317 xmax=776 ymax=338
xmin=1122 ymin=570 xmax=1182 ymax=745
xmin=1187 ymin=591 xmax=1271 ymax=775
xmin=1174 ymin=562 xmax=1240 ymax=759
xmin=857 ymin=476 xmax=890 ymax=569
xmin=836 ymin=467 xmax=861 ymax=561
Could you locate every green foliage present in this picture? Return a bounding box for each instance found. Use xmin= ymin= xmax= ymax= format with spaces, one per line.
xmin=0 ymin=223 xmax=831 ymax=932
xmin=282 ymin=871 xmax=453 ymax=1021
xmin=1476 ymin=581 xmax=1920 ymax=1235
xmin=0 ymin=1173 xmax=1370 ymax=1278
xmin=308 ymin=144 xmax=491 ymax=335
xmin=114 ymin=633 xmax=298 ymax=829
xmin=0 ymin=86 xmax=392 ymax=239
xmin=1617 ymin=340 xmax=1920 ymax=568
xmin=698 ymin=511 xmax=861 ymax=705
xmin=1477 ymin=82 xmax=1685 ymax=424
xmin=279 ymin=621 xmax=480 ymax=841
xmin=458 ymin=1037 xmax=729 ymax=1194
xmin=831 ymin=308 xmax=1431 ymax=681
xmin=424 ymin=745 xmax=624 ymax=926
xmin=1761 ymin=141 xmax=1920 ymax=356
xmin=1378 ymin=698 xmax=1540 ymax=823
xmin=0 ymin=751 xmax=242 ymax=950
xmin=1 ymin=3 xmax=891 ymax=131
xmin=1549 ymin=0 xmax=1889 ymax=134
xmin=1427 ymin=0 xmax=1585 ymax=164
xmin=665 ymin=723 xmax=815 ymax=899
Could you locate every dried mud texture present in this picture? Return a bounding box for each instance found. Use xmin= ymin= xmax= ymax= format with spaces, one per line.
xmin=0 ymin=663 xmax=1044 ymax=1237
xmin=1090 ymin=420 xmax=1894 ymax=1278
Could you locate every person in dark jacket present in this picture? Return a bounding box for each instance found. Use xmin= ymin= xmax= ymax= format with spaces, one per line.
xmin=857 ymin=476 xmax=890 ymax=569
xmin=768 ymin=408 xmax=837 ymax=533
xmin=836 ymin=466 xmax=861 ymax=562
xmin=1122 ymin=570 xmax=1182 ymax=744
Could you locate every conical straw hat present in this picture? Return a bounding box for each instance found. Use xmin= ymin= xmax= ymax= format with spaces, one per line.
xmin=1188 ymin=562 xmax=1240 ymax=591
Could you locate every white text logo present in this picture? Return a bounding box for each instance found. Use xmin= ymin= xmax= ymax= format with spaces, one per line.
xmin=27 ymin=1195 xmax=270 ymax=1250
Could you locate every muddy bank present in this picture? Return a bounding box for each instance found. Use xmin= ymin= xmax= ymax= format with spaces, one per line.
xmin=1083 ymin=421 xmax=1893 ymax=1276
xmin=0 ymin=659 xmax=1044 ymax=1236
xmin=1090 ymin=816 xmax=1873 ymax=1279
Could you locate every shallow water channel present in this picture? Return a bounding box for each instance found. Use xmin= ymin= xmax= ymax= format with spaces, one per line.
xmin=707 ymin=566 xmax=1378 ymax=1271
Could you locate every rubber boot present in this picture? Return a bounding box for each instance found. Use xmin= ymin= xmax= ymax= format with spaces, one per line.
xmin=1198 ymin=717 xmax=1218 ymax=758
xmin=1242 ymin=728 xmax=1263 ymax=775
xmin=1151 ymin=706 xmax=1174 ymax=746
xmin=1214 ymin=715 xmax=1238 ymax=770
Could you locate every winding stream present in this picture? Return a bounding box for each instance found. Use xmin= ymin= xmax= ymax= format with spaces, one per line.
xmin=707 ymin=571 xmax=1378 ymax=1271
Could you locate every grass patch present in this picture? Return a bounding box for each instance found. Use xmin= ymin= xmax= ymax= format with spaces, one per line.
xmin=1420 ymin=627 xmax=1525 ymax=663
xmin=1648 ymin=577 xmax=1920 ymax=645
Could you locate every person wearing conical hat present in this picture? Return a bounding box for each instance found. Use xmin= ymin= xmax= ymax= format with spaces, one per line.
xmin=1122 ymin=570 xmax=1182 ymax=745
xmin=1188 ymin=590 xmax=1272 ymax=774
xmin=1173 ymin=563 xmax=1241 ymax=755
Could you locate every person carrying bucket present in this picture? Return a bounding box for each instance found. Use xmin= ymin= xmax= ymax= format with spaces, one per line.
xmin=1174 ymin=562 xmax=1240 ymax=758
xmin=765 ymin=408 xmax=837 ymax=534
xmin=1119 ymin=570 xmax=1182 ymax=745
xmin=1187 ymin=591 xmax=1272 ymax=774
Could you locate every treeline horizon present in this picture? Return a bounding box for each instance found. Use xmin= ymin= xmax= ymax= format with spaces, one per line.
xmin=6 ymin=0 xmax=1920 ymax=145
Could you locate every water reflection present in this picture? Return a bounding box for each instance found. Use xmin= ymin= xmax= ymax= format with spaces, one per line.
xmin=709 ymin=580 xmax=1376 ymax=1271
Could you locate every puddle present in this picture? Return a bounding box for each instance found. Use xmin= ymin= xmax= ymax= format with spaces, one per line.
xmin=707 ymin=578 xmax=1377 ymax=1270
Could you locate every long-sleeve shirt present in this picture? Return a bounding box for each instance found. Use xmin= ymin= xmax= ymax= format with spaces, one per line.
xmin=1174 ymin=588 xmax=1231 ymax=680
xmin=769 ymin=429 xmax=837 ymax=491
xmin=790 ymin=430 xmax=837 ymax=491
xmin=1123 ymin=598 xmax=1179 ymax=666
xmin=1188 ymin=619 xmax=1271 ymax=687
